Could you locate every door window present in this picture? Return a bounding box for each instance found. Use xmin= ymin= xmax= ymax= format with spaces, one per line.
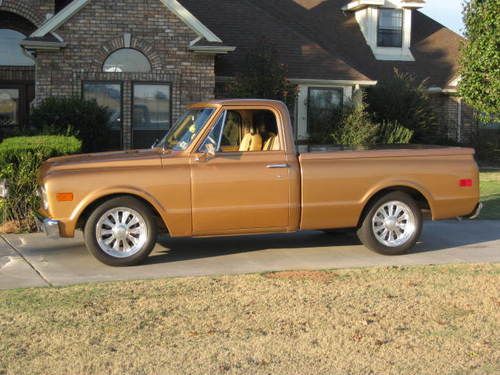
xmin=200 ymin=109 xmax=280 ymax=153
xmin=0 ymin=88 xmax=19 ymax=127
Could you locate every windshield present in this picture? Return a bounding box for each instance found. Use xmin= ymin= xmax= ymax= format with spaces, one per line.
xmin=157 ymin=108 xmax=215 ymax=151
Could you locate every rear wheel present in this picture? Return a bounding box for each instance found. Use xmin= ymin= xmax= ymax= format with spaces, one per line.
xmin=357 ymin=192 xmax=422 ymax=255
xmin=84 ymin=197 xmax=157 ymax=266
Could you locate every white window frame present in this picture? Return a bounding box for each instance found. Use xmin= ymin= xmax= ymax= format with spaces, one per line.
xmin=354 ymin=2 xmax=415 ymax=61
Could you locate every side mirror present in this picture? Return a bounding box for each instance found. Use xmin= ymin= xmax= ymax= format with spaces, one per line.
xmin=205 ymin=143 xmax=216 ymax=158
xmin=196 ymin=143 xmax=216 ymax=162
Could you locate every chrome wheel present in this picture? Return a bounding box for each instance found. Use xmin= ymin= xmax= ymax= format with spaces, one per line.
xmin=372 ymin=200 xmax=416 ymax=248
xmin=96 ymin=207 xmax=148 ymax=258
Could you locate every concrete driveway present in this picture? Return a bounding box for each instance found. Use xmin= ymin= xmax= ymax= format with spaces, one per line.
xmin=1 ymin=220 xmax=500 ymax=290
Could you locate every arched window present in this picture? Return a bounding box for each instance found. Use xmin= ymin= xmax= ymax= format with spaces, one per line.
xmin=0 ymin=29 xmax=34 ymax=66
xmin=103 ymin=48 xmax=151 ymax=73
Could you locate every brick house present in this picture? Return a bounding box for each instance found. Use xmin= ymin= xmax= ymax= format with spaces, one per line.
xmin=0 ymin=0 xmax=473 ymax=149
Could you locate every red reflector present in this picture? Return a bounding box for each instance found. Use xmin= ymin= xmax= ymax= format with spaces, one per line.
xmin=459 ymin=179 xmax=473 ymax=187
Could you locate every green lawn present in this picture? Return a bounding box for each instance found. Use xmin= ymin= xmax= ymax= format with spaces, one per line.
xmin=0 ymin=264 xmax=499 ymax=375
xmin=480 ymin=171 xmax=500 ymax=219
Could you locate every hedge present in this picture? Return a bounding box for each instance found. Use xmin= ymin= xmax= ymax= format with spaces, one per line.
xmin=0 ymin=136 xmax=82 ymax=233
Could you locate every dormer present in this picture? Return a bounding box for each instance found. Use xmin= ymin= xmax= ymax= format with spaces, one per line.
xmin=342 ymin=0 xmax=425 ymax=61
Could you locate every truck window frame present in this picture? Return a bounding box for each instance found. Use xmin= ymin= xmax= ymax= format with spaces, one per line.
xmin=195 ymin=106 xmax=285 ymax=155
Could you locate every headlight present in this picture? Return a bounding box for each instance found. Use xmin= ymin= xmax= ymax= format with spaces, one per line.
xmin=0 ymin=180 xmax=8 ymax=199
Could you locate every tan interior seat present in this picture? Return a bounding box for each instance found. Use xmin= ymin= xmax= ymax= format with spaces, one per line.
xmin=263 ymin=133 xmax=280 ymax=151
xmin=239 ymin=132 xmax=263 ymax=151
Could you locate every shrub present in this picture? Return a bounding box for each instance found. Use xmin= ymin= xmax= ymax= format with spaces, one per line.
xmin=329 ymin=101 xmax=377 ymax=146
xmin=0 ymin=136 xmax=82 ymax=232
xmin=30 ymin=97 xmax=111 ymax=153
xmin=472 ymin=128 xmax=500 ymax=166
xmin=376 ymin=121 xmax=414 ymax=144
xmin=308 ymin=106 xmax=343 ymax=144
xmin=366 ymin=70 xmax=439 ymax=143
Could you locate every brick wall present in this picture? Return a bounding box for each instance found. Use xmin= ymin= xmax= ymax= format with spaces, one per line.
xmin=431 ymin=93 xmax=478 ymax=144
xmin=34 ymin=0 xmax=215 ymax=149
xmin=0 ymin=0 xmax=54 ymax=26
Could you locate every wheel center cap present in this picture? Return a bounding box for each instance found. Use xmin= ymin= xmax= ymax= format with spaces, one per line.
xmin=114 ymin=225 xmax=128 ymax=240
xmin=384 ymin=217 xmax=397 ymax=231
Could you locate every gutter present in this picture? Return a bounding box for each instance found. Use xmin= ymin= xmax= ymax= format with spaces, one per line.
xmin=188 ymin=45 xmax=237 ymax=54
xmin=20 ymin=41 xmax=67 ymax=50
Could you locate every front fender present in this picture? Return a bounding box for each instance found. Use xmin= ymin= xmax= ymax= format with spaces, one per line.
xmin=65 ymin=186 xmax=170 ymax=237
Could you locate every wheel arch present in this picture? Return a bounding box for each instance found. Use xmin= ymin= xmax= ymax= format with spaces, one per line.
xmin=74 ymin=191 xmax=170 ymax=234
xmin=357 ymin=184 xmax=433 ymax=228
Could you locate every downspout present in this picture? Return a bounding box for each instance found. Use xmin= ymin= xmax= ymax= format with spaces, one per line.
xmin=457 ymin=97 xmax=462 ymax=143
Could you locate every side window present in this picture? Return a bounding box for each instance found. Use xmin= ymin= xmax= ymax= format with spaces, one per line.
xmin=199 ymin=112 xmax=226 ymax=153
xmin=220 ymin=111 xmax=242 ymax=151
xmin=199 ymin=109 xmax=281 ymax=153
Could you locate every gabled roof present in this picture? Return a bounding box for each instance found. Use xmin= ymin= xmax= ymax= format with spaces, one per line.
xmin=30 ymin=0 xmax=224 ymax=44
xmin=180 ymin=0 xmax=463 ymax=87
xmin=180 ymin=0 xmax=372 ymax=82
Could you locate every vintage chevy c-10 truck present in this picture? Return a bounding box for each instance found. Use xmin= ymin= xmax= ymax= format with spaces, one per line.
xmin=35 ymin=99 xmax=481 ymax=266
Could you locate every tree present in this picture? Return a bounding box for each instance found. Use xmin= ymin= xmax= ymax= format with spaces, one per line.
xmin=228 ymin=39 xmax=297 ymax=110
xmin=366 ymin=70 xmax=439 ymax=143
xmin=459 ymin=0 xmax=499 ymax=122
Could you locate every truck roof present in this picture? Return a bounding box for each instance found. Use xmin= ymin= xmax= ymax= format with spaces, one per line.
xmin=189 ymin=99 xmax=287 ymax=108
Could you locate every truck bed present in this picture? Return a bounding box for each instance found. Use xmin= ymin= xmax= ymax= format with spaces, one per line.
xmin=297 ymin=145 xmax=479 ymax=231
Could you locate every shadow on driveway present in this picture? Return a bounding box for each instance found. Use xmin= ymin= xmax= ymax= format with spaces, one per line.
xmin=146 ymin=220 xmax=500 ymax=265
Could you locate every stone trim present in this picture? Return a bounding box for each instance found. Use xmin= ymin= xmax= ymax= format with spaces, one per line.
xmin=96 ymin=35 xmax=163 ymax=73
xmin=0 ymin=0 xmax=47 ymax=26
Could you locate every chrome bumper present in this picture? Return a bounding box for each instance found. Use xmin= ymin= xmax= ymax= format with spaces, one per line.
xmin=467 ymin=202 xmax=483 ymax=220
xmin=35 ymin=214 xmax=61 ymax=239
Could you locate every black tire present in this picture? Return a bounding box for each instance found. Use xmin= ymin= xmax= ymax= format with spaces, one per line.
xmin=357 ymin=192 xmax=422 ymax=255
xmin=84 ymin=196 xmax=157 ymax=266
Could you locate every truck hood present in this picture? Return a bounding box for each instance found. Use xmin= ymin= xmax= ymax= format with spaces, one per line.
xmin=41 ymin=149 xmax=162 ymax=175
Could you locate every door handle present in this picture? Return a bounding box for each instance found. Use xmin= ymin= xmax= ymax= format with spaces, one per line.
xmin=266 ymin=163 xmax=289 ymax=169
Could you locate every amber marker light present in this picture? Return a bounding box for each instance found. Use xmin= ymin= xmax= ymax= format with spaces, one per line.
xmin=56 ymin=193 xmax=74 ymax=202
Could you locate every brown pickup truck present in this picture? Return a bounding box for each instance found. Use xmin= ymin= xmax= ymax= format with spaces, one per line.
xmin=37 ymin=99 xmax=481 ymax=266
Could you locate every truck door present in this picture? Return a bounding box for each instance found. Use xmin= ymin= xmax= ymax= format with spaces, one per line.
xmin=190 ymin=107 xmax=291 ymax=235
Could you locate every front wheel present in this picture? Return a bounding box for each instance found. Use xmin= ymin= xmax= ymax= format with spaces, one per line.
xmin=357 ymin=192 xmax=422 ymax=255
xmin=84 ymin=197 xmax=157 ymax=266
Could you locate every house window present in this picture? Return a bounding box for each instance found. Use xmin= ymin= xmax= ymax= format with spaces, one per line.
xmin=0 ymin=29 xmax=34 ymax=66
xmin=0 ymin=88 xmax=19 ymax=127
xmin=83 ymin=82 xmax=123 ymax=149
xmin=103 ymin=49 xmax=151 ymax=73
xmin=132 ymin=83 xmax=171 ymax=149
xmin=377 ymin=9 xmax=403 ymax=48
xmin=307 ymin=87 xmax=343 ymax=138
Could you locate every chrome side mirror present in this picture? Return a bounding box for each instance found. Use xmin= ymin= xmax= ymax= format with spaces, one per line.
xmin=196 ymin=143 xmax=216 ymax=162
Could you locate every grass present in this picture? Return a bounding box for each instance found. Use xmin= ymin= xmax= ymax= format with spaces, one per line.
xmin=0 ymin=264 xmax=499 ymax=375
xmin=480 ymin=171 xmax=500 ymax=219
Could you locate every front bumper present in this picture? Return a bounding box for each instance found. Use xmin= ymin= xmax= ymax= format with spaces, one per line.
xmin=35 ymin=213 xmax=61 ymax=239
